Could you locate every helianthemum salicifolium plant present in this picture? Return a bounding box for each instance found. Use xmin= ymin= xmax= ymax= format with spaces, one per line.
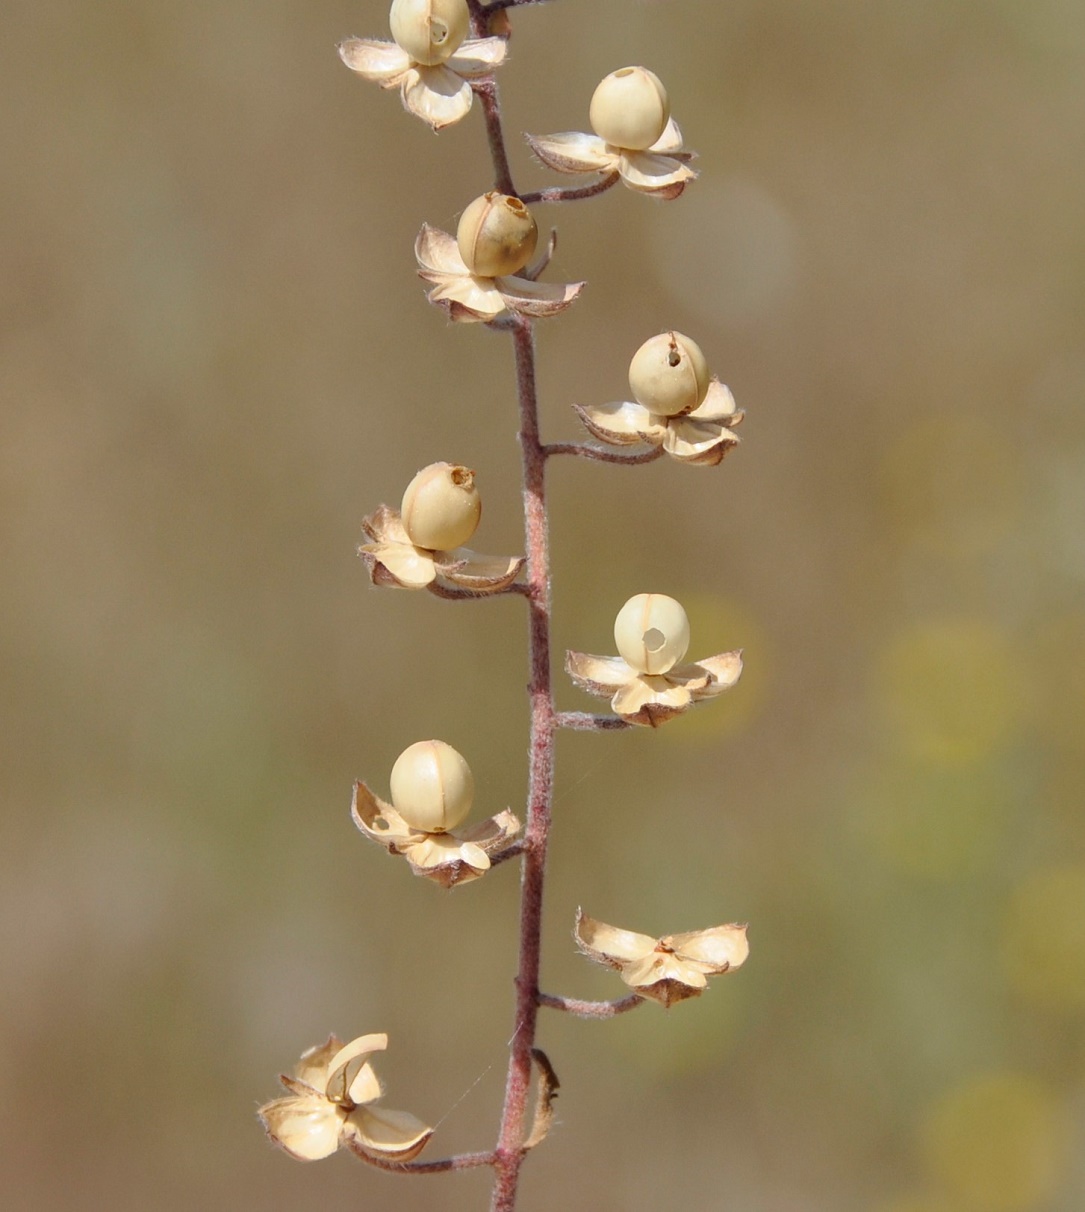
xmin=259 ymin=2 xmax=754 ymax=1208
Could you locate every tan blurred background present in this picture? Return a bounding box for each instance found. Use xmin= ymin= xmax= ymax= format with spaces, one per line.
xmin=3 ymin=0 xmax=1085 ymax=1208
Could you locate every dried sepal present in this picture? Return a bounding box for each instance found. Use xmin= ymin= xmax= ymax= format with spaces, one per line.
xmin=660 ymin=415 xmax=741 ymax=466
xmin=609 ymin=672 xmax=704 ymax=726
xmin=338 ymin=38 xmax=412 ymax=81
xmin=324 ymin=1034 xmax=386 ymax=1108
xmin=572 ymin=400 xmax=663 ymax=447
xmin=525 ymin=131 xmax=616 ymax=175
xmin=352 ymin=781 xmax=521 ymax=888
xmin=415 ymin=223 xmax=584 ymax=324
xmin=259 ymin=1033 xmax=432 ymax=1163
xmin=337 ymin=8 xmax=506 ymax=133
xmin=565 ymin=624 xmax=743 ymax=727
xmin=522 ymin=1048 xmax=561 ymax=1151
xmin=342 ymin=1105 xmax=434 ymax=1163
xmin=259 ymin=1093 xmax=345 ymax=1161
xmin=575 ymin=910 xmax=749 ymax=1008
xmin=576 ymin=372 xmax=742 ymax=467
xmin=446 ymin=37 xmax=507 ymax=77
xmin=401 ymin=65 xmax=475 ymax=129
xmin=564 ymin=651 xmax=635 ymax=697
xmin=526 ymin=107 xmax=697 ymax=200
xmin=358 ymin=501 xmax=522 ymax=594
xmin=433 ymin=547 xmax=524 ymax=591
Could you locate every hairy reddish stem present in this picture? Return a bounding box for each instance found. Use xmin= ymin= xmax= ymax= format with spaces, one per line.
xmin=544 ymin=442 xmax=664 ymax=465
xmin=490 ymin=317 xmax=555 ymax=1212
xmin=348 ymin=1145 xmax=496 ymax=1173
xmin=485 ymin=0 xmax=558 ymax=12
xmin=519 ymin=175 xmax=620 ymax=205
xmin=459 ymin=16 xmax=621 ymax=1206
xmin=474 ymin=80 xmax=517 ymax=196
xmin=427 ymin=582 xmax=526 ymax=601
xmin=553 ymin=711 xmax=632 ymax=731
xmin=537 ymin=992 xmax=645 ymax=1018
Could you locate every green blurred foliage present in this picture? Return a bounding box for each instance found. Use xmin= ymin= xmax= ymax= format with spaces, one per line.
xmin=2 ymin=0 xmax=1083 ymax=1208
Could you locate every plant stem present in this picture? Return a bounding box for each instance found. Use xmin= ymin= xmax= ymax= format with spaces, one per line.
xmin=519 ymin=175 xmax=620 ymax=205
xmin=485 ymin=0 xmax=558 ymax=13
xmin=490 ymin=317 xmax=555 ymax=1212
xmin=428 ymin=582 xmax=527 ymax=601
xmin=544 ymin=442 xmax=664 ymax=465
xmin=553 ymin=711 xmax=632 ymax=731
xmin=537 ymin=991 xmax=645 ymax=1018
xmin=349 ymin=1147 xmax=496 ymax=1174
xmin=462 ymin=34 xmax=616 ymax=1208
xmin=474 ymin=80 xmax=517 ymax=196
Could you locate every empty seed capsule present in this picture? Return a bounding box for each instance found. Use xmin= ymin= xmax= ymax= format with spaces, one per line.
xmin=388 ymin=0 xmax=469 ymax=65
xmin=456 ymin=193 xmax=539 ymax=278
xmin=628 ymin=331 xmax=710 ymax=417
xmin=613 ymin=593 xmax=691 ymax=675
xmin=400 ymin=462 xmax=481 ymax=551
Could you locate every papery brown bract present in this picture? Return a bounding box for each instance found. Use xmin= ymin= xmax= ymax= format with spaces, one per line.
xmin=259 ymin=1034 xmax=432 ymax=1162
xmin=352 ymin=781 xmax=521 ymax=888
xmin=359 ymin=503 xmax=523 ymax=594
xmin=415 ymin=225 xmax=584 ymax=324
xmin=526 ymin=116 xmax=697 ymax=199
xmin=338 ymin=31 xmax=507 ymax=131
xmin=575 ymin=910 xmax=749 ymax=1007
xmin=566 ymin=647 xmax=743 ymax=727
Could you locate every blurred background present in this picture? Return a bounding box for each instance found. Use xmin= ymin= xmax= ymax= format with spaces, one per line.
xmin=3 ymin=0 xmax=1084 ymax=1208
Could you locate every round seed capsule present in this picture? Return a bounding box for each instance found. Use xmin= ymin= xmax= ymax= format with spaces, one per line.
xmin=388 ymin=0 xmax=469 ymax=66
xmin=628 ymin=331 xmax=710 ymax=417
xmin=588 ymin=66 xmax=670 ymax=151
xmin=456 ymin=193 xmax=539 ymax=278
xmin=614 ymin=593 xmax=690 ymax=675
xmin=401 ymin=462 xmax=481 ymax=551
xmin=389 ymin=740 xmax=474 ymax=832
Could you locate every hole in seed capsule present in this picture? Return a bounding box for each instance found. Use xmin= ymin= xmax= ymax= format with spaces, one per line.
xmin=615 ymin=68 xmax=635 ymax=78
xmin=450 ymin=466 xmax=471 ymax=486
xmin=432 ymin=21 xmax=448 ymax=43
xmin=667 ymin=350 xmax=681 ymax=367
xmin=643 ymin=627 xmax=666 ymax=652
xmin=507 ymin=198 xmax=526 ymax=213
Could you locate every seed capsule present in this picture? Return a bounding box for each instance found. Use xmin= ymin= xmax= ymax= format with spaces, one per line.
xmin=390 ymin=736 xmax=475 ymax=833
xmin=456 ymin=193 xmax=539 ymax=278
xmin=389 ymin=740 xmax=475 ymax=832
xmin=614 ymin=593 xmax=690 ymax=675
xmin=388 ymin=0 xmax=469 ymax=66
xmin=401 ymin=462 xmax=481 ymax=551
xmin=628 ymin=331 xmax=710 ymax=417
xmin=588 ymin=66 xmax=670 ymax=151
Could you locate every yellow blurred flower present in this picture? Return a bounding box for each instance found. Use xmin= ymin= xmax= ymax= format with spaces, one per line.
xmin=920 ymin=1073 xmax=1067 ymax=1211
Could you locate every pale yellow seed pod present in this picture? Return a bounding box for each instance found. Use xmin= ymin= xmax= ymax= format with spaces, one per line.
xmin=614 ymin=593 xmax=690 ymax=675
xmin=388 ymin=0 xmax=469 ymax=66
xmin=588 ymin=66 xmax=670 ymax=151
xmin=401 ymin=462 xmax=481 ymax=551
xmin=389 ymin=740 xmax=474 ymax=832
xmin=628 ymin=331 xmax=710 ymax=417
xmin=456 ymin=193 xmax=539 ymax=278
